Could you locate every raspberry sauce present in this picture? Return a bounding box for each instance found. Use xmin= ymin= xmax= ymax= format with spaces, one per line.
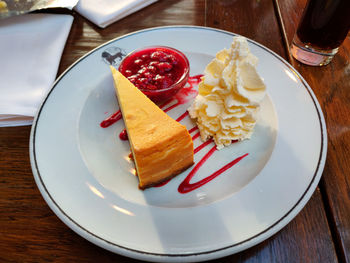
xmin=178 ymin=147 xmax=249 ymax=194
xmin=119 ymin=46 xmax=190 ymax=102
xmin=119 ymin=129 xmax=128 ymax=140
xmin=100 ymin=110 xmax=122 ymax=128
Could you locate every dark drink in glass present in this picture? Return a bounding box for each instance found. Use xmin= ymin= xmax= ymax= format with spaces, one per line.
xmin=291 ymin=0 xmax=350 ymax=66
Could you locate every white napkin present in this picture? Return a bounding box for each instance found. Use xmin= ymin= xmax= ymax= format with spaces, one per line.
xmin=0 ymin=13 xmax=73 ymax=127
xmin=75 ymin=0 xmax=157 ymax=28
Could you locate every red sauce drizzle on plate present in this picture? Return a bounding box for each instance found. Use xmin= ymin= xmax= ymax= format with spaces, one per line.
xmin=194 ymin=139 xmax=213 ymax=154
xmin=100 ymin=110 xmax=122 ymax=128
xmin=174 ymin=74 xmax=202 ymax=104
xmin=178 ymin=146 xmax=249 ymax=194
xmin=191 ymin=131 xmax=201 ymax=141
xmin=176 ymin=111 xmax=189 ymax=122
xmin=188 ymin=126 xmax=198 ymax=134
xmin=119 ymin=129 xmax=128 ymax=140
xmin=163 ymin=102 xmax=181 ymax=112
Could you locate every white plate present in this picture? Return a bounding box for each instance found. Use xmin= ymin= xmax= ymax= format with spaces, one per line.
xmin=30 ymin=26 xmax=327 ymax=262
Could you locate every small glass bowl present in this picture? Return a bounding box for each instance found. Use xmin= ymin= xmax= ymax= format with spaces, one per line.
xmin=118 ymin=46 xmax=190 ymax=103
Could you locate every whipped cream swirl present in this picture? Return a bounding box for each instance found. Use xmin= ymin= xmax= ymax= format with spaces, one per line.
xmin=188 ymin=36 xmax=266 ymax=149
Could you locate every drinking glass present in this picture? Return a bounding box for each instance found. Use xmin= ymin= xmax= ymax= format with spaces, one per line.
xmin=291 ymin=0 xmax=350 ymax=66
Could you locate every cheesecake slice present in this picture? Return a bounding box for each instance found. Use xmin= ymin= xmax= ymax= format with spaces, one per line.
xmin=110 ymin=67 xmax=194 ymax=189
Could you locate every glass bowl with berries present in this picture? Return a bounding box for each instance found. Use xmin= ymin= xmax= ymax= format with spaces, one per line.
xmin=118 ymin=46 xmax=190 ymax=103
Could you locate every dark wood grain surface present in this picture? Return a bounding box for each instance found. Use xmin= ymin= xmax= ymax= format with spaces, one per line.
xmin=276 ymin=0 xmax=350 ymax=262
xmin=0 ymin=0 xmax=348 ymax=262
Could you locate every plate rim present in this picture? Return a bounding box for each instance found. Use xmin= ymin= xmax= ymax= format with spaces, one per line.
xmin=29 ymin=25 xmax=327 ymax=261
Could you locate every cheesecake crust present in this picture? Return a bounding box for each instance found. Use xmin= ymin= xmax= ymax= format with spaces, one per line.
xmin=138 ymin=161 xmax=194 ymax=190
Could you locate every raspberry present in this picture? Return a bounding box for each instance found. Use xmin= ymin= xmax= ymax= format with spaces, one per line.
xmin=141 ymin=54 xmax=150 ymax=60
xmin=166 ymin=54 xmax=178 ymax=65
xmin=137 ymin=67 xmax=148 ymax=74
xmin=153 ymin=74 xmax=164 ymax=81
xmin=137 ymin=77 xmax=149 ymax=85
xmin=134 ymin=59 xmax=143 ymax=66
xmin=127 ymin=74 xmax=139 ymax=83
xmin=149 ymin=61 xmax=159 ymax=67
xmin=153 ymin=75 xmax=173 ymax=89
xmin=150 ymin=51 xmax=167 ymax=62
xmin=147 ymin=65 xmax=157 ymax=73
xmin=124 ymin=70 xmax=133 ymax=77
xmin=143 ymin=71 xmax=153 ymax=80
xmin=157 ymin=62 xmax=173 ymax=73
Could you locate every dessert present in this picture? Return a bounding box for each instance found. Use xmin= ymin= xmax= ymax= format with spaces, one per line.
xmin=188 ymin=36 xmax=266 ymax=149
xmin=110 ymin=67 xmax=194 ymax=189
xmin=119 ymin=46 xmax=189 ymax=102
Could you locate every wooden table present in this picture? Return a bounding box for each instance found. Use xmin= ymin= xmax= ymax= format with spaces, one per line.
xmin=1 ymin=0 xmax=349 ymax=262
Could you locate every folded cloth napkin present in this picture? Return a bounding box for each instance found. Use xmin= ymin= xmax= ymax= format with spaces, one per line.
xmin=0 ymin=13 xmax=73 ymax=127
xmin=75 ymin=0 xmax=157 ymax=28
